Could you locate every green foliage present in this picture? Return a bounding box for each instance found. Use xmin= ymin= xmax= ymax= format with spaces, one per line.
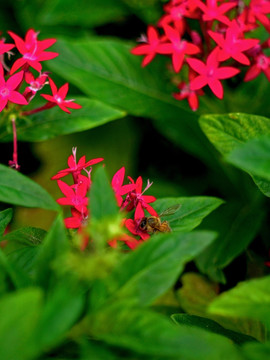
xmin=0 ymin=98 xmax=126 ymax=142
xmin=0 ymin=164 xmax=59 ymax=210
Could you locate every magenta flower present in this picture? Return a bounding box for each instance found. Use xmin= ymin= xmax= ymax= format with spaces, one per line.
xmin=157 ymin=25 xmax=200 ymax=73
xmin=187 ymin=48 xmax=240 ymax=99
xmin=208 ymin=20 xmax=259 ymax=65
xmin=24 ymin=71 xmax=48 ymax=93
xmin=8 ymin=29 xmax=59 ymax=73
xmin=64 ymin=208 xmax=87 ymax=229
xmin=41 ymin=78 xmax=82 ymax=113
xmin=173 ymin=69 xmax=203 ymax=111
xmin=57 ymin=180 xmax=88 ymax=214
xmin=244 ymin=53 xmax=270 ymax=82
xmin=111 ymin=167 xmax=137 ymax=206
xmin=192 ymin=0 xmax=236 ymax=25
xmin=0 ymin=66 xmax=27 ymax=112
xmin=247 ymin=0 xmax=270 ymax=31
xmin=125 ymin=218 xmax=150 ymax=241
xmin=52 ymin=147 xmax=103 ymax=183
xmin=122 ymin=176 xmax=158 ymax=218
xmin=131 ymin=26 xmax=163 ymax=67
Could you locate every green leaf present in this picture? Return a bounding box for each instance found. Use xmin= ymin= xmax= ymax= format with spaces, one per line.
xmin=0 ymin=164 xmax=59 ymax=210
xmin=90 ymin=302 xmax=243 ymax=360
xmin=0 ymin=97 xmax=125 ymax=142
xmin=226 ymin=135 xmax=270 ymax=182
xmin=196 ymin=200 xmax=264 ymax=283
xmin=171 ymin=314 xmax=256 ymax=345
xmin=242 ymin=341 xmax=270 ymax=360
xmin=35 ymin=282 xmax=84 ymax=350
xmin=89 ymin=166 xmax=118 ymax=221
xmin=48 ymin=37 xmax=217 ymax=165
xmin=176 ymin=273 xmax=266 ymax=342
xmin=199 ymin=112 xmax=270 ymax=196
xmin=106 ymin=231 xmax=217 ymax=306
xmin=0 ymin=208 xmax=13 ymax=237
xmin=153 ymin=196 xmax=224 ymax=232
xmin=208 ymin=275 xmax=270 ymax=331
xmin=33 ymin=214 xmax=68 ymax=288
xmin=0 ymin=288 xmax=43 ymax=360
xmin=38 ymin=0 xmax=129 ymax=27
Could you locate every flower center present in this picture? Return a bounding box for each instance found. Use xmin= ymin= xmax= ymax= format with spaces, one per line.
xmin=23 ymin=52 xmax=37 ymax=61
xmin=257 ymin=55 xmax=269 ymax=70
xmin=0 ymin=87 xmax=9 ymax=97
xmin=54 ymin=95 xmax=62 ymax=103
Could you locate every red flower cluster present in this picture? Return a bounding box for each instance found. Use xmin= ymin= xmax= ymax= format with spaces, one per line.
xmin=131 ymin=0 xmax=270 ymax=110
xmin=53 ymin=150 xmax=160 ymax=250
xmin=0 ymin=29 xmax=81 ymax=115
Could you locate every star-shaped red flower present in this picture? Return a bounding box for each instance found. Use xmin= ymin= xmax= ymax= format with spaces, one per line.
xmin=0 ymin=66 xmax=28 ymax=112
xmin=41 ymin=78 xmax=82 ymax=113
xmin=208 ymin=20 xmax=259 ymax=65
xmin=192 ymin=0 xmax=236 ymax=25
xmin=57 ymin=180 xmax=88 ymax=214
xmin=111 ymin=167 xmax=137 ymax=206
xmin=8 ymin=29 xmax=59 ymax=73
xmin=157 ymin=25 xmax=200 ymax=72
xmin=187 ymin=47 xmax=240 ymax=99
xmin=131 ymin=26 xmax=163 ymax=67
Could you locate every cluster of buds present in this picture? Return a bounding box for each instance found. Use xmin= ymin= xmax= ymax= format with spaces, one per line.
xmin=0 ymin=29 xmax=81 ymax=169
xmin=131 ymin=0 xmax=270 ymax=111
xmin=52 ymin=148 xmax=160 ymax=250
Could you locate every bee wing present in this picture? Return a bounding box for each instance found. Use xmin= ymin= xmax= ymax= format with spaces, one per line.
xmin=159 ymin=204 xmax=181 ymax=217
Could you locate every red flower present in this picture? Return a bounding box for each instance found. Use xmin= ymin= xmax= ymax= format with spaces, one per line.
xmin=244 ymin=52 xmax=270 ymax=82
xmin=125 ymin=218 xmax=150 ymax=241
xmin=0 ymin=39 xmax=14 ymax=55
xmin=41 ymin=78 xmax=82 ymax=113
xmin=131 ymin=26 xmax=163 ymax=67
xmin=8 ymin=29 xmax=58 ymax=73
xmin=64 ymin=208 xmax=87 ymax=229
xmin=57 ymin=180 xmax=88 ymax=214
xmin=0 ymin=66 xmax=27 ymax=112
xmin=122 ymin=176 xmax=158 ymax=218
xmin=208 ymin=20 xmax=259 ymax=65
xmin=157 ymin=25 xmax=200 ymax=72
xmin=52 ymin=147 xmax=103 ymax=183
xmin=111 ymin=167 xmax=137 ymax=206
xmin=247 ymin=0 xmax=270 ymax=31
xmin=187 ymin=47 xmax=240 ymax=99
xmin=192 ymin=0 xmax=236 ymax=25
xmin=173 ymin=69 xmax=204 ymax=111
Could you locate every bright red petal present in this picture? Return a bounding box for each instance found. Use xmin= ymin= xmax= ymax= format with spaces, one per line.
xmin=208 ymin=78 xmax=223 ymax=99
xmin=6 ymin=71 xmax=24 ymax=90
xmin=8 ymin=91 xmax=28 ymax=105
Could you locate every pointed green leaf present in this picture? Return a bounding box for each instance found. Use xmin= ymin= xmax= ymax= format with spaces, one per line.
xmin=199 ymin=113 xmax=270 ymax=196
xmin=90 ymin=302 xmax=243 ymax=360
xmin=154 ymin=196 xmax=224 ymax=232
xmin=0 ymin=164 xmax=59 ymax=210
xmin=33 ymin=214 xmax=68 ymax=287
xmin=226 ymin=135 xmax=270 ymax=182
xmin=208 ymin=275 xmax=270 ymax=331
xmin=106 ymin=231 xmax=217 ymax=306
xmin=0 ymin=98 xmax=125 ymax=142
xmin=171 ymin=314 xmax=256 ymax=345
xmin=0 ymin=288 xmax=43 ymax=360
xmin=89 ymin=166 xmax=118 ymax=221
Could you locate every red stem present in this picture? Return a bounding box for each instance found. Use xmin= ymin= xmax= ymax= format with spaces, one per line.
xmin=8 ymin=116 xmax=20 ymax=170
xmin=21 ymin=102 xmax=56 ymax=116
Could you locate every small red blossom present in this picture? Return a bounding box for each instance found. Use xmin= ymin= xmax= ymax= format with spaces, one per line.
xmin=187 ymin=47 xmax=240 ymax=99
xmin=52 ymin=147 xmax=103 ymax=183
xmin=157 ymin=25 xmax=201 ymax=72
xmin=111 ymin=167 xmax=137 ymax=206
xmin=192 ymin=0 xmax=236 ymax=25
xmin=173 ymin=69 xmax=204 ymax=111
xmin=8 ymin=29 xmax=58 ymax=73
xmin=244 ymin=52 xmax=270 ymax=81
xmin=122 ymin=176 xmax=158 ymax=218
xmin=208 ymin=20 xmax=260 ymax=65
xmin=64 ymin=208 xmax=88 ymax=229
xmin=125 ymin=218 xmax=150 ymax=241
xmin=131 ymin=26 xmax=163 ymax=67
xmin=57 ymin=180 xmax=88 ymax=214
xmin=0 ymin=66 xmax=27 ymax=112
xmin=247 ymin=0 xmax=270 ymax=31
xmin=41 ymin=78 xmax=82 ymax=113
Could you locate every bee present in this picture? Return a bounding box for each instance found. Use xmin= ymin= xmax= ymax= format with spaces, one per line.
xmin=138 ymin=204 xmax=181 ymax=234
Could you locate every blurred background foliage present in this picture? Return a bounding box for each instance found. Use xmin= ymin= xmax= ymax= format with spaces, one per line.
xmin=0 ymin=0 xmax=270 ymax=289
